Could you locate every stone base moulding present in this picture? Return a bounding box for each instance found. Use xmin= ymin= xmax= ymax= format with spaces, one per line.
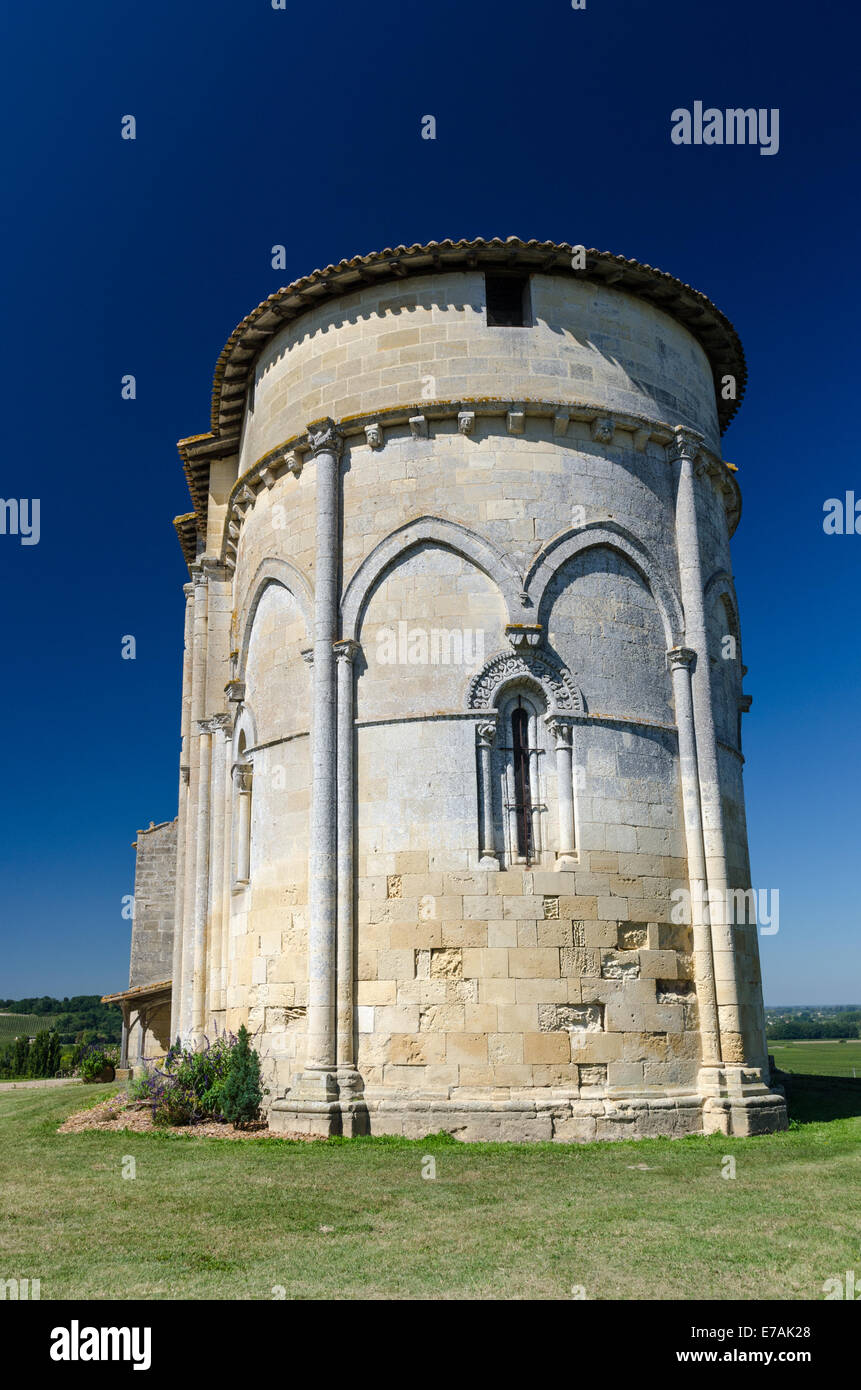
xmin=267 ymin=1086 xmax=787 ymax=1142
xmin=269 ymin=1098 xmax=370 ymax=1137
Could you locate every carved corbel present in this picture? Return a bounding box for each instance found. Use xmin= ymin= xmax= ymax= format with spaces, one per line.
xmin=505 ymin=623 xmax=542 ymax=651
xmin=591 ymin=416 xmax=615 ymax=445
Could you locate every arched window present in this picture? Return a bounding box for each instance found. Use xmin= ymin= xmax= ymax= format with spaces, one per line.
xmin=499 ymin=690 xmax=545 ymax=866
xmin=475 ymin=683 xmax=580 ymax=870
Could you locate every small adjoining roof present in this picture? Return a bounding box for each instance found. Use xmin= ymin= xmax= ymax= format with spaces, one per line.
xmin=101 ymin=980 xmax=172 ymax=1006
xmin=175 ymin=238 xmax=747 ymax=563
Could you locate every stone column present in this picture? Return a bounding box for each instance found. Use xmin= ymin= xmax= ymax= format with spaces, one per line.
xmin=302 ymin=419 xmax=342 ymax=1086
xmin=219 ymin=728 xmax=234 ymax=1016
xmin=205 ymin=714 xmax=231 ymax=1030
xmin=667 ymin=646 xmax=721 ymax=1067
xmin=190 ymin=719 xmax=212 ymax=1043
xmin=170 ymin=582 xmax=195 ymax=1040
xmin=547 ymin=717 xmax=577 ymax=870
xmin=671 ymin=426 xmax=745 ymax=1065
xmin=476 ymin=720 xmax=498 ymax=866
xmin=180 ymin=567 xmax=209 ymax=1040
xmin=233 ymin=762 xmax=253 ymax=884
xmin=120 ymin=1010 xmax=129 ymax=1069
xmin=334 ymin=639 xmax=363 ymax=1105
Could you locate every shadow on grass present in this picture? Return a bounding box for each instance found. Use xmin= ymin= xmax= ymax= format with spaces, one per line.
xmin=778 ymin=1070 xmax=861 ymax=1124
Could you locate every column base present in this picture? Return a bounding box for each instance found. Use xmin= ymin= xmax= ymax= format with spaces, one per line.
xmin=698 ymin=1064 xmax=788 ymax=1135
xmin=269 ymin=1067 xmax=369 ymax=1137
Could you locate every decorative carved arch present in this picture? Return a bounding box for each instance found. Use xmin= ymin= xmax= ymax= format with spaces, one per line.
xmin=340 ymin=515 xmax=524 ymax=640
xmin=236 ymin=557 xmax=314 ymax=681
xmin=524 ymin=521 xmax=684 ymax=648
xmin=466 ymin=647 xmax=584 ymax=717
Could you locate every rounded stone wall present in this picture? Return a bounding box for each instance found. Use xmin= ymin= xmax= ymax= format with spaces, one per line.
xmin=166 ymin=240 xmax=785 ymax=1141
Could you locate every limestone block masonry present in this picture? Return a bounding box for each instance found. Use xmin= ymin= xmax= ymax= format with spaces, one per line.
xmin=134 ymin=237 xmax=786 ymax=1140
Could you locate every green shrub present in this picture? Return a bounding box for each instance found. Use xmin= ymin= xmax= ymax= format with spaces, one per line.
xmin=151 ymin=1033 xmax=235 ymax=1126
xmin=80 ymin=1049 xmax=115 ymax=1082
xmin=217 ymin=1025 xmax=265 ymax=1128
xmin=147 ymin=1029 xmax=266 ymax=1127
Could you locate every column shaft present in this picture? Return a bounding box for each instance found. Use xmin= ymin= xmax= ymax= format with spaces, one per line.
xmin=205 ymin=719 xmax=230 ymax=1028
xmin=335 ymin=641 xmax=358 ymax=1072
xmin=673 ymin=430 xmax=745 ymax=1062
xmin=170 ymin=584 xmax=195 ymax=1040
xmin=305 ymin=421 xmax=342 ymax=1076
xmin=235 ymin=771 xmax=252 ymax=883
xmin=669 ymin=650 xmax=721 ymax=1066
xmin=477 ymin=722 xmax=498 ymax=863
xmin=546 ymin=718 xmax=577 ymax=871
xmin=180 ymin=569 xmax=208 ymax=1039
xmin=219 ymin=739 xmax=233 ymax=1016
xmin=190 ymin=724 xmax=212 ymax=1041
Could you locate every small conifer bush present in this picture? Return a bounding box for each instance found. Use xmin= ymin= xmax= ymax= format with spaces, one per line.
xmin=217 ymin=1025 xmax=265 ymax=1128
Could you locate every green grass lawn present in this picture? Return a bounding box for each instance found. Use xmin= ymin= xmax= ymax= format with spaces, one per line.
xmin=771 ymin=1039 xmax=861 ymax=1078
xmin=0 ymin=1080 xmax=858 ymax=1300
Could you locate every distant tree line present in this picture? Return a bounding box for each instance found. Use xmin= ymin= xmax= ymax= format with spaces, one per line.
xmin=0 ymin=995 xmax=122 ymax=1044
xmin=766 ymin=1010 xmax=861 ymax=1041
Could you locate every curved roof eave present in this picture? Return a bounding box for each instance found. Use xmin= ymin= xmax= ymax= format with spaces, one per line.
xmin=206 ymin=237 xmax=747 ymax=443
xmin=175 ymin=238 xmax=748 ymax=557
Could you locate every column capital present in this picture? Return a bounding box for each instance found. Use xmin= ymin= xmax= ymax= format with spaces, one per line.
xmin=198 ymin=714 xmax=230 ymax=736
xmin=232 ymin=763 xmax=253 ymax=792
xmin=668 ymin=424 xmax=705 ymax=465
xmin=476 ymin=718 xmax=498 ymax=747
xmin=333 ymin=638 xmax=361 ymax=665
xmin=667 ymin=645 xmax=697 ymax=672
xmin=225 ymin=678 xmax=245 ymax=703
xmin=546 ymin=715 xmax=574 ymax=746
xmin=305 ymin=416 xmax=344 ymax=459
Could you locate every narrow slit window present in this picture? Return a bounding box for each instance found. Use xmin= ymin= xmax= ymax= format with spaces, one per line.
xmin=511 ymin=704 xmax=534 ymax=860
xmin=485 ymin=273 xmax=530 ymax=327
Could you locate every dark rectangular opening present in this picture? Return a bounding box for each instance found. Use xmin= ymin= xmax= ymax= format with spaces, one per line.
xmin=485 ymin=272 xmax=530 ymax=327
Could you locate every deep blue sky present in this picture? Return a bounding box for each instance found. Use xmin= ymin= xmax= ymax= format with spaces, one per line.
xmin=0 ymin=0 xmax=858 ymax=1005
